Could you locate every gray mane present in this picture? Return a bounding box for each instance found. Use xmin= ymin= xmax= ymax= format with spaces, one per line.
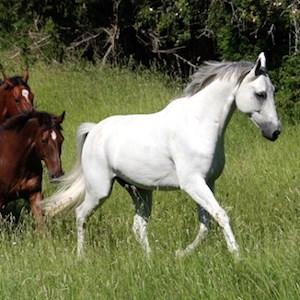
xmin=184 ymin=60 xmax=255 ymax=97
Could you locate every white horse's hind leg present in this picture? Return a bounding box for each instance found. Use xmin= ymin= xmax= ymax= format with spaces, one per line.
xmin=76 ymin=180 xmax=112 ymax=256
xmin=181 ymin=178 xmax=239 ymax=257
xmin=76 ymin=197 xmax=94 ymax=256
xmin=132 ymin=214 xmax=151 ymax=258
xmin=123 ymin=184 xmax=152 ymax=258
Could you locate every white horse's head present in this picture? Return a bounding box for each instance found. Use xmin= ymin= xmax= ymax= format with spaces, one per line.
xmin=235 ymin=53 xmax=281 ymax=141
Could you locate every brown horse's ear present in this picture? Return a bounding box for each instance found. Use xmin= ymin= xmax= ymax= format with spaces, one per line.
xmin=2 ymin=72 xmax=13 ymax=87
xmin=56 ymin=111 xmax=65 ymax=124
xmin=0 ymin=82 xmax=7 ymax=91
xmin=0 ymin=73 xmax=8 ymax=91
xmin=23 ymin=70 xmax=29 ymax=83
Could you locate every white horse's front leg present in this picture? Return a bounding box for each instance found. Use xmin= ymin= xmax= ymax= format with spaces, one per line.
xmin=180 ymin=178 xmax=239 ymax=257
xmin=176 ymin=221 xmax=209 ymax=257
xmin=176 ymin=199 xmax=212 ymax=257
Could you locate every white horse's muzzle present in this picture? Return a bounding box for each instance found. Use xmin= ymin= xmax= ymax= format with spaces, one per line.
xmin=251 ymin=112 xmax=281 ymax=141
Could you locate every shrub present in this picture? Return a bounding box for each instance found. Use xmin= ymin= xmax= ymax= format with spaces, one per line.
xmin=273 ymin=53 xmax=300 ymax=124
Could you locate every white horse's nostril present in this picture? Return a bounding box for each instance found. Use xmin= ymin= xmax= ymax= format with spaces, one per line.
xmin=272 ymin=130 xmax=281 ymax=141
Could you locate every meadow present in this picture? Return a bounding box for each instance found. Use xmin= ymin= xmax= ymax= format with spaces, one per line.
xmin=0 ymin=57 xmax=299 ymax=299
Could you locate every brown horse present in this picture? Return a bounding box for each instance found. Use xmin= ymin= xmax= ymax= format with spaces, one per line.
xmin=0 ymin=110 xmax=65 ymax=225
xmin=0 ymin=71 xmax=34 ymax=124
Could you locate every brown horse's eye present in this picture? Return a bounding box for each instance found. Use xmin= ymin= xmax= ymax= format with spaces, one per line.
xmin=42 ymin=139 xmax=48 ymax=144
xmin=15 ymin=98 xmax=20 ymax=104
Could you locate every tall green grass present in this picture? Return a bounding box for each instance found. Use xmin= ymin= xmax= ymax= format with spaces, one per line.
xmin=0 ymin=57 xmax=299 ymax=299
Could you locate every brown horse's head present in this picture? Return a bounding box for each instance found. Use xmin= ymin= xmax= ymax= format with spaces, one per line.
xmin=0 ymin=71 xmax=34 ymax=120
xmin=35 ymin=111 xmax=65 ymax=182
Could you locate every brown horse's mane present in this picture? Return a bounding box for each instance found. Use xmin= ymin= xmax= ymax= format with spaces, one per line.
xmin=2 ymin=110 xmax=62 ymax=132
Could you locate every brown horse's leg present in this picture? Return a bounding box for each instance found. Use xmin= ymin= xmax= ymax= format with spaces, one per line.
xmin=28 ymin=191 xmax=44 ymax=228
xmin=0 ymin=198 xmax=4 ymax=219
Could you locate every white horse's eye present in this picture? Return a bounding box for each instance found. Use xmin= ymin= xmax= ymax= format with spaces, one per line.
xmin=256 ymin=92 xmax=267 ymax=100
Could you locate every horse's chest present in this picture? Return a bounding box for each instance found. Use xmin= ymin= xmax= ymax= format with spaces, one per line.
xmin=18 ymin=177 xmax=41 ymax=192
xmin=2 ymin=175 xmax=41 ymax=200
xmin=0 ymin=155 xmax=43 ymax=201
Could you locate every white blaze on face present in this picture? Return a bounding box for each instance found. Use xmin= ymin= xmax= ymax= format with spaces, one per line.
xmin=21 ymin=89 xmax=30 ymax=103
xmin=51 ymin=130 xmax=57 ymax=141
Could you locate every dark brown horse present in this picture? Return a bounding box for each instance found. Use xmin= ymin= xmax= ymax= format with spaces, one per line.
xmin=0 ymin=110 xmax=65 ymax=225
xmin=0 ymin=71 xmax=34 ymax=124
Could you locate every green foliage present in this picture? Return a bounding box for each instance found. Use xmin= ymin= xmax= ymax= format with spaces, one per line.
xmin=0 ymin=0 xmax=297 ymax=66
xmin=207 ymin=0 xmax=290 ymax=62
xmin=273 ymin=53 xmax=300 ymax=124
xmin=135 ymin=0 xmax=199 ymax=46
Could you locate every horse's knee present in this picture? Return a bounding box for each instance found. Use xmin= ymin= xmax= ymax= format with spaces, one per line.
xmin=76 ymin=214 xmax=85 ymax=231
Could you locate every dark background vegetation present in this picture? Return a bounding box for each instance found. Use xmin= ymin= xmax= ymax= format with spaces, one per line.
xmin=0 ymin=0 xmax=299 ymax=122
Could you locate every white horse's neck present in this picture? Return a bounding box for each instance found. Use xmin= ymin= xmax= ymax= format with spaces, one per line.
xmin=187 ymin=78 xmax=238 ymax=138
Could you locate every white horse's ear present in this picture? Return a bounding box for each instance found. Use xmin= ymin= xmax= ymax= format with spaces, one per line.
xmin=258 ymin=52 xmax=266 ymax=68
xmin=250 ymin=52 xmax=266 ymax=77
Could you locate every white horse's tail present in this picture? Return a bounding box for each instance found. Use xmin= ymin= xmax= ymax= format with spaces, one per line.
xmin=41 ymin=122 xmax=96 ymax=216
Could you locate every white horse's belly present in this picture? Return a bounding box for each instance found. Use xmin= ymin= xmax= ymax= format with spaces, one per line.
xmin=112 ymin=145 xmax=180 ymax=189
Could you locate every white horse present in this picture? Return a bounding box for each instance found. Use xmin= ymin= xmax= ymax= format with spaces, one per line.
xmin=42 ymin=53 xmax=281 ymax=258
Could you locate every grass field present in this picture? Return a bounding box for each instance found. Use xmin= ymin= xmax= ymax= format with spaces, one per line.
xmin=0 ymin=56 xmax=299 ymax=299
